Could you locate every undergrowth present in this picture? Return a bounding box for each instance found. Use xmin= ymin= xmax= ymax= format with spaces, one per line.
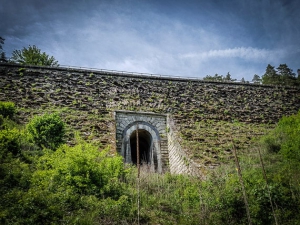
xmin=0 ymin=102 xmax=299 ymax=224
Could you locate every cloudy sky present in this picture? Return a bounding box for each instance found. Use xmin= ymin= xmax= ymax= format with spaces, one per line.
xmin=1 ymin=0 xmax=299 ymax=80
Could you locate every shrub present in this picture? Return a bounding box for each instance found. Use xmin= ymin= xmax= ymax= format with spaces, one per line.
xmin=33 ymin=143 xmax=126 ymax=198
xmin=261 ymin=135 xmax=281 ymax=153
xmin=277 ymin=111 xmax=300 ymax=162
xmin=0 ymin=115 xmax=3 ymax=127
xmin=0 ymin=101 xmax=16 ymax=119
xmin=27 ymin=113 xmax=65 ymax=150
xmin=0 ymin=128 xmax=21 ymax=157
xmin=262 ymin=111 xmax=300 ymax=159
xmin=15 ymin=143 xmax=130 ymax=224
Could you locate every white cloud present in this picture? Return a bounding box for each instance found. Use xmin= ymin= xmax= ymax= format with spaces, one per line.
xmin=181 ymin=47 xmax=282 ymax=61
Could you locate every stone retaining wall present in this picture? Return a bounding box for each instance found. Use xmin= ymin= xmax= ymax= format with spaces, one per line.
xmin=1 ymin=63 xmax=299 ymax=175
xmin=167 ymin=115 xmax=204 ymax=177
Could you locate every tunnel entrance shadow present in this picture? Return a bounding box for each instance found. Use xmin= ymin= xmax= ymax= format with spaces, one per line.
xmin=130 ymin=129 xmax=152 ymax=165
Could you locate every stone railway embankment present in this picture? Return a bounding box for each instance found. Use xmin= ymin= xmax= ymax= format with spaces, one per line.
xmin=1 ymin=63 xmax=299 ymax=175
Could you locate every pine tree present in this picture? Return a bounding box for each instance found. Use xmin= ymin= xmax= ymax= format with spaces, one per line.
xmin=0 ymin=37 xmax=7 ymax=63
xmin=276 ymin=64 xmax=297 ymax=86
xmin=252 ymin=74 xmax=261 ymax=84
xmin=262 ymin=64 xmax=279 ymax=85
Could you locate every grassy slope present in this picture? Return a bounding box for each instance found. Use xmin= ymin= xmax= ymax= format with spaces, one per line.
xmin=1 ymin=103 xmax=299 ymax=224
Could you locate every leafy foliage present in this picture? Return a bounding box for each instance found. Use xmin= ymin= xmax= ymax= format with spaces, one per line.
xmin=0 ymin=115 xmax=3 ymax=127
xmin=276 ymin=64 xmax=298 ymax=86
xmin=203 ymin=73 xmax=224 ymax=81
xmin=263 ymin=111 xmax=300 ymax=160
xmin=11 ymin=45 xmax=59 ymax=66
xmin=18 ymin=143 xmax=130 ymax=224
xmin=0 ymin=105 xmax=300 ymax=224
xmin=262 ymin=64 xmax=299 ymax=86
xmin=34 ymin=143 xmax=126 ymax=198
xmin=0 ymin=36 xmax=7 ymax=62
xmin=203 ymin=72 xmax=237 ymax=82
xmin=0 ymin=37 xmax=4 ymax=50
xmin=0 ymin=128 xmax=21 ymax=157
xmin=262 ymin=64 xmax=278 ymax=84
xmin=27 ymin=113 xmax=65 ymax=150
xmin=252 ymin=74 xmax=261 ymax=84
xmin=0 ymin=101 xmax=16 ymax=119
xmin=275 ymin=111 xmax=300 ymax=162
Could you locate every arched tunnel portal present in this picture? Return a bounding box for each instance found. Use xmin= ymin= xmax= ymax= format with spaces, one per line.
xmin=115 ymin=111 xmax=169 ymax=173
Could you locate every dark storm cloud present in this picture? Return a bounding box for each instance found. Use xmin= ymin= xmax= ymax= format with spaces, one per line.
xmin=2 ymin=0 xmax=51 ymax=36
xmin=1 ymin=0 xmax=92 ymax=36
xmin=1 ymin=0 xmax=299 ymax=79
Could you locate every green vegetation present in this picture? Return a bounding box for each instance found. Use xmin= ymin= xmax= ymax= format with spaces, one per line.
xmin=263 ymin=111 xmax=300 ymax=160
xmin=203 ymin=72 xmax=236 ymax=82
xmin=11 ymin=45 xmax=59 ymax=66
xmin=0 ymin=36 xmax=7 ymax=63
xmin=0 ymin=101 xmax=16 ymax=119
xmin=204 ymin=64 xmax=300 ymax=86
xmin=27 ymin=113 xmax=65 ymax=150
xmin=261 ymin=64 xmax=299 ymax=86
xmin=181 ymin=119 xmax=273 ymax=165
xmin=0 ymin=101 xmax=299 ymax=224
xmin=252 ymin=74 xmax=262 ymax=83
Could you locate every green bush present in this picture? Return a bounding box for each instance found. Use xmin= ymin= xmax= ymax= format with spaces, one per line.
xmin=277 ymin=111 xmax=300 ymax=161
xmin=0 ymin=101 xmax=16 ymax=119
xmin=27 ymin=113 xmax=65 ymax=150
xmin=16 ymin=143 xmax=129 ymax=224
xmin=33 ymin=143 xmax=126 ymax=197
xmin=262 ymin=111 xmax=300 ymax=160
xmin=0 ymin=115 xmax=3 ymax=127
xmin=1 ymin=106 xmax=300 ymax=224
xmin=0 ymin=128 xmax=21 ymax=157
xmin=261 ymin=135 xmax=281 ymax=153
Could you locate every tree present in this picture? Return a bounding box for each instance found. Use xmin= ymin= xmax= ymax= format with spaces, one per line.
xmin=203 ymin=73 xmax=237 ymax=82
xmin=224 ymin=72 xmax=236 ymax=82
xmin=276 ymin=64 xmax=297 ymax=86
xmin=0 ymin=36 xmax=7 ymax=63
xmin=262 ymin=64 xmax=299 ymax=86
xmin=203 ymin=74 xmax=223 ymax=81
xmin=224 ymin=72 xmax=231 ymax=81
xmin=11 ymin=45 xmax=59 ymax=66
xmin=252 ymin=74 xmax=261 ymax=84
xmin=262 ymin=64 xmax=279 ymax=85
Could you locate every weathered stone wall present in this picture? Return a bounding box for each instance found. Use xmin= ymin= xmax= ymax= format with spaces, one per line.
xmin=1 ymin=64 xmax=298 ymax=123
xmin=1 ymin=63 xmax=299 ymax=174
xmin=167 ymin=115 xmax=203 ymax=177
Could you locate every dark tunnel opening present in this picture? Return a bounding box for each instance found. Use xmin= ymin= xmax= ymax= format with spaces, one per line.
xmin=130 ymin=129 xmax=152 ymax=165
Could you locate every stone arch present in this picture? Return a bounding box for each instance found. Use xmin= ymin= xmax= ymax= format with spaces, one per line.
xmin=121 ymin=121 xmax=162 ymax=173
